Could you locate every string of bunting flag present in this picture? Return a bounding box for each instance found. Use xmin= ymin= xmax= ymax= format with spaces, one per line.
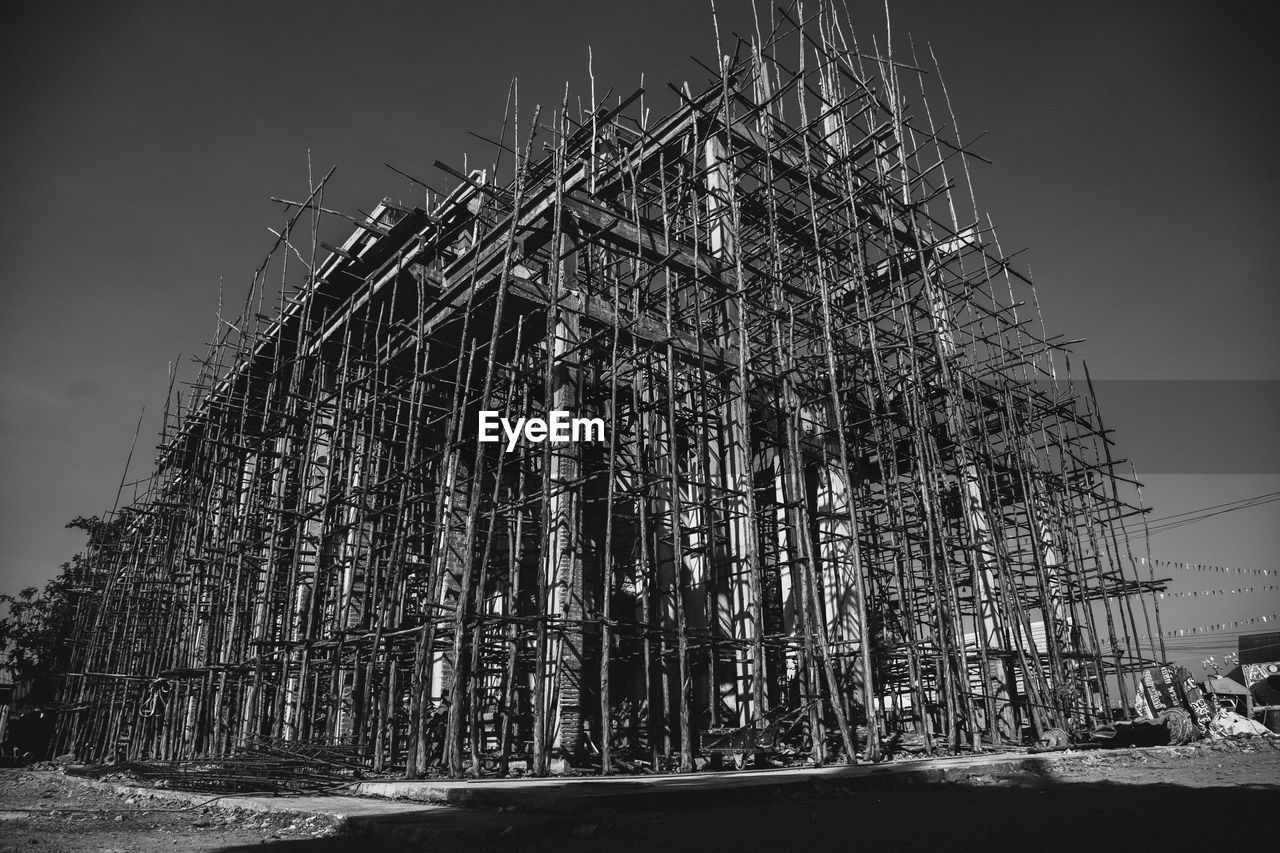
xmin=1140 ymin=556 xmax=1274 ymax=577
xmin=1161 ymin=612 xmax=1278 ymax=638
xmin=1157 ymin=585 xmax=1278 ymax=599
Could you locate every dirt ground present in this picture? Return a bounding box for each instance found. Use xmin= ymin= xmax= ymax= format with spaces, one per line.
xmin=1 ymin=739 xmax=1277 ymax=852
xmin=0 ymin=770 xmax=344 ymax=852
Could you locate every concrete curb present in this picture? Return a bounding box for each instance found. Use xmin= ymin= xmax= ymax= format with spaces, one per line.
xmin=37 ymin=748 xmax=1148 ymax=842
xmin=348 ymin=750 xmax=1084 ymax=813
xmin=55 ymin=748 xmax=1086 ymax=820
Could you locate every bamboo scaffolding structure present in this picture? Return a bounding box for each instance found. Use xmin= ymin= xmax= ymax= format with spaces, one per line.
xmin=50 ymin=2 xmax=1164 ymax=777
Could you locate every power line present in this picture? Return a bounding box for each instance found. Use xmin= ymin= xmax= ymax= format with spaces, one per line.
xmin=1118 ymin=490 xmax=1280 ymax=537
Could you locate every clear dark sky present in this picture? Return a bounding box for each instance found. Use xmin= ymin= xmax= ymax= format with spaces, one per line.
xmin=2 ymin=1 xmax=1277 ymax=669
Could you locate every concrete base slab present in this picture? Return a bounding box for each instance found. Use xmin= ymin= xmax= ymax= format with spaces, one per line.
xmin=351 ymin=750 xmax=1076 ymax=812
xmin=51 ymin=746 xmax=1249 ymax=844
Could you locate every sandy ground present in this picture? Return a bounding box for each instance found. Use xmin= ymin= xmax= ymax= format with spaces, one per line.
xmin=0 ymin=771 xmax=344 ymax=852
xmin=1 ymin=739 xmax=1277 ymax=852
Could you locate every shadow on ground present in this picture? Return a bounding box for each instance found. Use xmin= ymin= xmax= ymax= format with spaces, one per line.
xmin=215 ymin=775 xmax=1280 ymax=852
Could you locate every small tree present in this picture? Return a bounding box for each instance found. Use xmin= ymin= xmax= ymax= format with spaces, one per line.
xmin=1 ymin=572 xmax=73 ymax=682
xmin=0 ymin=516 xmax=118 ymax=681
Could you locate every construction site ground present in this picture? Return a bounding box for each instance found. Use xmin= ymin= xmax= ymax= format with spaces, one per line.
xmin=1 ymin=739 xmax=1277 ymax=852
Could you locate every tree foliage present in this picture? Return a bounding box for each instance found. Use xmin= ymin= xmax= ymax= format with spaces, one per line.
xmin=0 ymin=516 xmax=115 ymax=681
